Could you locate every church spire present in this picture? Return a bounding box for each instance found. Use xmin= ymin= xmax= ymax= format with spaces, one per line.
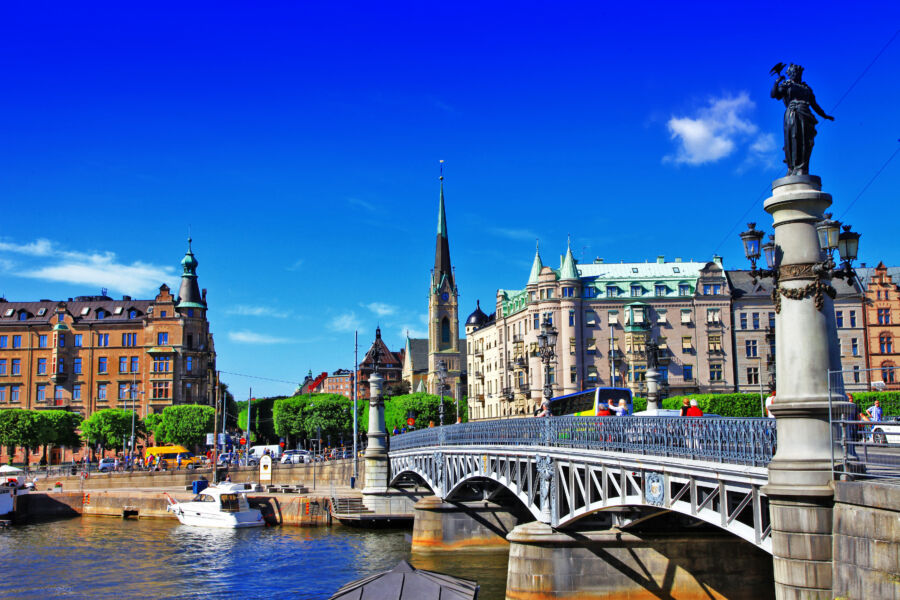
xmin=434 ymin=160 xmax=453 ymax=289
xmin=177 ymin=236 xmax=205 ymax=309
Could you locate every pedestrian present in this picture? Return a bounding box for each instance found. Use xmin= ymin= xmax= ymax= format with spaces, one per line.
xmin=176 ymin=454 xmax=183 ymax=470
xmin=608 ymin=398 xmax=628 ymax=416
xmin=392 ymin=426 xmax=400 ymax=435
xmin=595 ymin=402 xmax=611 ymax=417
xmin=113 ymin=457 xmax=120 ymax=471
xmin=686 ymin=399 xmax=704 ymax=417
xmin=866 ymin=399 xmax=883 ymax=422
xmin=680 ymin=398 xmax=690 ymax=416
xmin=765 ymin=390 xmax=776 ymax=418
xmin=428 ymin=420 xmax=435 ymax=428
xmin=537 ymin=397 xmax=551 ymax=417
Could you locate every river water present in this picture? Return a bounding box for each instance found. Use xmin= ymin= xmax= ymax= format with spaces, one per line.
xmin=0 ymin=518 xmax=510 ymax=600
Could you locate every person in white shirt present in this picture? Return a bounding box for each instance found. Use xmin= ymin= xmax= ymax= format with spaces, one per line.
xmin=765 ymin=391 xmax=776 ymax=418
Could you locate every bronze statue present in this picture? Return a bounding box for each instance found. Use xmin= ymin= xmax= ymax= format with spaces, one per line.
xmin=646 ymin=340 xmax=659 ymax=370
xmin=770 ymin=63 xmax=834 ymax=176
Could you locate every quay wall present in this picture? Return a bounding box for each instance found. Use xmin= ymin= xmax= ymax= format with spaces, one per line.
xmin=38 ymin=459 xmax=364 ymax=492
xmin=411 ymin=496 xmax=526 ymax=551
xmin=832 ymin=480 xmax=900 ymax=600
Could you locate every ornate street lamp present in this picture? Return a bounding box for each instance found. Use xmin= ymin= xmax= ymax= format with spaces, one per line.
xmin=437 ymin=359 xmax=448 ymax=427
xmin=537 ymin=317 xmax=558 ymax=408
xmin=740 ymin=223 xmax=777 ymax=282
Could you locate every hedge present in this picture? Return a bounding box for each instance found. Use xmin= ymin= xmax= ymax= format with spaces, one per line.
xmin=845 ymin=391 xmax=900 ymax=418
xmin=662 ymin=394 xmax=766 ymax=417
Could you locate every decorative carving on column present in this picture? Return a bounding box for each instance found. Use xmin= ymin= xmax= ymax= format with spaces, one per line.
xmin=772 ymin=263 xmax=837 ymax=313
xmin=433 ymin=451 xmax=445 ymax=495
xmin=536 ymin=455 xmax=556 ymax=524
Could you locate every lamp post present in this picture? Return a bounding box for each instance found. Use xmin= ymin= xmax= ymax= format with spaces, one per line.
xmin=536 ymin=317 xmax=558 ymax=410
xmin=436 ymin=359 xmax=448 ymax=427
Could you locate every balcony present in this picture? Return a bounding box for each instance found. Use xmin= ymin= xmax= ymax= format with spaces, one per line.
xmin=513 ymin=334 xmax=524 ymax=343
xmin=707 ymin=348 xmax=725 ymax=355
xmin=475 ymin=371 xmax=484 ymax=379
xmin=517 ymin=383 xmax=531 ymax=394
xmin=706 ymin=320 xmax=724 ymax=329
xmin=51 ymin=372 xmax=68 ymax=383
xmin=473 ymin=349 xmax=484 ymax=359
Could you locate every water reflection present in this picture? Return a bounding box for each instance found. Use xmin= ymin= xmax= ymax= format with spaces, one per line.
xmin=0 ymin=519 xmax=509 ymax=600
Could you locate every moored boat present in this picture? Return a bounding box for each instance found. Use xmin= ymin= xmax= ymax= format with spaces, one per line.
xmin=165 ymin=483 xmax=264 ymax=528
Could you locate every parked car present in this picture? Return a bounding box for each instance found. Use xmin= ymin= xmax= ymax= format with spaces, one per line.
xmin=98 ymin=458 xmax=116 ymax=473
xmin=281 ymin=450 xmax=311 ymax=464
xmin=871 ymin=416 xmax=900 ymax=444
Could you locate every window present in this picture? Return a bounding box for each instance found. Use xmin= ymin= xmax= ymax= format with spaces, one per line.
xmin=606 ymin=286 xmax=619 ymax=298
xmin=533 ymin=314 xmax=539 ymax=330
xmin=543 ymin=312 xmax=553 ymax=326
xmin=153 ymin=355 xmax=172 ymax=373
xmin=878 ymin=309 xmax=891 ymax=325
xmin=678 ymin=284 xmax=691 ymax=296
xmin=185 ymin=382 xmax=193 ymax=402
xmin=656 ymin=310 xmax=667 ymax=324
xmin=752 ymin=313 xmax=760 ymax=329
xmin=129 ymin=310 xmax=138 ymax=319
xmin=547 ymin=366 xmax=555 ymax=385
xmin=10 ymin=386 xmax=19 ymax=403
xmin=586 ymin=338 xmax=597 ymax=353
xmin=36 ymin=384 xmax=46 ymax=402
xmin=655 ymin=284 xmax=667 ymax=296
xmin=97 ymin=309 xmax=106 ymax=320
xmin=73 ymin=358 xmax=82 ymax=375
xmin=587 ymin=366 xmax=598 ymax=383
xmin=703 ymin=284 xmax=722 ymax=295
xmin=706 ymin=308 xmax=720 ymax=323
xmin=708 ymin=335 xmax=722 ymax=352
xmin=160 ymin=311 xmax=167 ymax=318
xmin=882 ymin=363 xmax=896 ymax=383
xmin=0 ymin=336 xmax=5 ymax=348
xmin=710 ymin=363 xmax=723 ymax=381
xmin=98 ymin=357 xmax=108 ymax=374
xmin=37 ymin=358 xmax=47 ymax=375
xmin=58 ymin=334 xmax=65 ymax=348
xmin=98 ymin=334 xmax=109 ymax=347
xmin=54 ymin=385 xmax=63 ymax=401
xmin=740 ymin=313 xmax=747 ymax=329
xmin=119 ymin=383 xmax=129 ymax=399
xmin=0 ymin=360 xmax=5 ymax=375
xmin=131 ymin=357 xmax=139 ymax=373
xmin=849 ymin=311 xmax=857 ymax=328
xmin=630 ymin=285 xmax=643 ymax=297
xmin=186 ymin=356 xmax=193 ymax=373
xmin=747 ymin=367 xmax=759 ymax=385
xmin=19 ymin=312 xmax=27 ymax=321
xmin=38 ymin=335 xmax=47 ymax=348
xmin=57 ymin=359 xmax=64 ymax=374
xmin=74 ymin=334 xmax=82 ymax=347
xmin=746 ymin=339 xmax=758 ymax=357
xmin=853 ymin=366 xmax=861 ymax=384
xmin=836 ymin=311 xmax=844 ymax=328
xmin=569 ymin=310 xmax=575 ymax=326
xmin=186 ymin=334 xmax=193 ymax=348
xmin=0 ymin=387 xmax=5 ymax=403
xmin=769 ymin=312 xmax=775 ymax=328
xmin=11 ymin=359 xmax=20 ymax=375
xmin=157 ymin=332 xmax=169 ymax=345
xmin=152 ymin=381 xmax=171 ymax=399
xmin=681 ymin=336 xmax=692 ymax=352
xmin=583 ymin=287 xmax=597 ymax=298
xmin=73 ymin=385 xmax=81 ymax=401
xmin=12 ymin=335 xmax=21 ymax=349
xmin=569 ymin=337 xmax=576 ymax=355
xmin=608 ymin=311 xmax=618 ymax=325
xmin=851 ymin=338 xmax=859 ymax=357
xmin=562 ymin=287 xmax=574 ymax=298
xmin=120 ymin=357 xmax=128 ymax=373
xmin=881 ymin=334 xmax=893 ymax=354
xmin=681 ymin=310 xmax=691 ymax=324
xmin=187 ymin=308 xmax=195 ymax=317
xmin=98 ymin=383 xmax=107 ymax=401
xmin=570 ymin=366 xmax=577 ymax=384
xmin=122 ymin=333 xmax=137 ymax=347
xmin=546 ymin=289 xmax=554 ymax=299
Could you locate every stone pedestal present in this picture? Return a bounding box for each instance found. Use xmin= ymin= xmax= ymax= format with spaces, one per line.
xmin=505 ymin=521 xmax=774 ymax=599
xmin=411 ymin=495 xmax=522 ymax=551
xmin=362 ymin=372 xmax=389 ymax=494
xmin=645 ymin=367 xmax=660 ymax=412
xmin=761 ymin=175 xmax=850 ymax=599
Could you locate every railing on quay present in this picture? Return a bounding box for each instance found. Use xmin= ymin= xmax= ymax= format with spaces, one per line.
xmin=833 ymin=419 xmax=900 ymax=483
xmin=390 ymin=416 xmax=777 ymax=467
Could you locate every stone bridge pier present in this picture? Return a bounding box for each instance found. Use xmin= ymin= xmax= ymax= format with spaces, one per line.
xmin=411 ymin=495 xmax=528 ymax=552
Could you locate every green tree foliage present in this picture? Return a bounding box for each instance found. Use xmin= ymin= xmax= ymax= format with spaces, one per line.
xmin=38 ymin=410 xmax=83 ymax=464
xmin=0 ymin=409 xmax=48 ymax=464
xmin=273 ymin=394 xmax=353 ymax=445
xmin=361 ymin=393 xmax=459 ymax=433
xmin=237 ymin=396 xmax=280 ymax=444
xmin=80 ymin=409 xmax=144 ymax=452
xmin=384 ymin=380 xmax=410 ymax=398
xmin=840 ymin=391 xmax=900 ymax=417
xmin=151 ymin=405 xmax=215 ymax=447
xmin=219 ymin=382 xmax=239 ymax=429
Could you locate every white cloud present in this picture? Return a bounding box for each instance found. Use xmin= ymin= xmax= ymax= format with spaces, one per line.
xmin=664 ymin=93 xmax=763 ymax=166
xmin=740 ymin=133 xmax=780 ymax=172
xmin=0 ymin=237 xmax=175 ymax=295
xmin=286 ymin=258 xmax=304 ymax=271
xmin=227 ymin=330 xmax=292 ymax=344
xmin=397 ymin=312 xmax=429 ymax=340
xmin=488 ymin=227 xmax=540 ymax=241
xmin=226 ymin=305 xmax=289 ymax=318
xmin=348 ymin=197 xmax=376 ymax=212
xmin=330 ymin=312 xmax=361 ymax=332
xmin=363 ymin=302 xmax=397 ymax=317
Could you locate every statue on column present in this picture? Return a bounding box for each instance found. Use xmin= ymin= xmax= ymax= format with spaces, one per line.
xmin=770 ymin=63 xmax=835 ymax=176
xmin=646 ymin=340 xmax=659 ymax=370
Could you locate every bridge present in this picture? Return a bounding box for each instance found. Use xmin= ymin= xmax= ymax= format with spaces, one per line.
xmin=388 ymin=416 xmax=777 ymax=552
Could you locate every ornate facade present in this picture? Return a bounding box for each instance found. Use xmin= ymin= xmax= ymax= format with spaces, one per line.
xmin=861 ymin=262 xmax=900 ymax=389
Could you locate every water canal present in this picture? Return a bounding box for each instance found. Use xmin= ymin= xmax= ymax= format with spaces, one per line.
xmin=0 ymin=518 xmax=510 ymax=599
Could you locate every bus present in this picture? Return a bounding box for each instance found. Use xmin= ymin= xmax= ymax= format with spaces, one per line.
xmin=548 ymin=387 xmax=633 ymax=417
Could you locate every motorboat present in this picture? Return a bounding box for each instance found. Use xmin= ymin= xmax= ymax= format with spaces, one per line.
xmin=165 ymin=483 xmax=265 ymax=528
xmin=0 ymin=465 xmax=30 ymax=519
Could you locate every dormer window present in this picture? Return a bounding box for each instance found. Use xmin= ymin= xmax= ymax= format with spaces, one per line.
xmin=114 ymin=306 xmax=123 ymax=315
xmin=18 ymin=312 xmax=27 ymax=321
xmin=37 ymin=308 xmax=47 ymax=316
xmin=129 ymin=310 xmax=138 ymax=319
xmin=3 ymin=309 xmax=13 ymax=317
xmin=97 ymin=310 xmax=106 ymax=319
xmin=160 ymin=310 xmax=167 ymax=318
xmin=80 ymin=307 xmax=90 ymax=316
xmin=673 ymin=267 xmax=680 ymax=274
xmin=630 ymin=285 xmax=643 ymax=297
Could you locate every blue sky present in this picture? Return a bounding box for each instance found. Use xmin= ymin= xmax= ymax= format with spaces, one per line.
xmin=1 ymin=3 xmax=899 ymax=398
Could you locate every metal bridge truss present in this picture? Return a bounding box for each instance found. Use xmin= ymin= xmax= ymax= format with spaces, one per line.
xmin=390 ymin=446 xmax=772 ymax=553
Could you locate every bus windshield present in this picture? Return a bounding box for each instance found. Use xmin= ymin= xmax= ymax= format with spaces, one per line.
xmin=549 ymin=387 xmax=633 ymax=416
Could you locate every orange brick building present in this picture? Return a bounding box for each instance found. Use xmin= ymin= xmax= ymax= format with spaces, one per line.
xmin=0 ymin=241 xmax=217 ymax=426
xmin=321 ymin=369 xmax=354 ymax=399
xmin=863 ymin=262 xmax=900 ymax=389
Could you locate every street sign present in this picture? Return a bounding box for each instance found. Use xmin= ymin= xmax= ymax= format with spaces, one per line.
xmin=259 ymin=455 xmax=272 ymax=482
xmin=407 ymin=417 xmax=415 ymax=426
xmin=206 ymin=433 xmax=215 ymax=445
xmin=240 ymin=437 xmax=247 ymax=446
xmin=218 ymin=433 xmax=226 ymax=444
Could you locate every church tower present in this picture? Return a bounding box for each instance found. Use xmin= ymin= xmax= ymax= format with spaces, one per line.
xmin=427 ymin=164 xmax=462 ymax=398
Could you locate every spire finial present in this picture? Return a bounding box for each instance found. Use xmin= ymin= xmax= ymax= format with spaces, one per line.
xmin=439 ymin=159 xmax=444 ymax=181
xmin=567 ymin=234 xmax=571 ymax=250
xmin=188 ymin=225 xmax=192 ymax=252
xmin=536 ymin=239 xmax=540 ymax=253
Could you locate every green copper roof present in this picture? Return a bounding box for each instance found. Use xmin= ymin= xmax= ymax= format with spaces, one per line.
xmin=527 ymin=245 xmax=543 ymax=285
xmin=437 ymin=181 xmax=447 ymax=238
xmin=560 ymin=245 xmax=578 ymax=280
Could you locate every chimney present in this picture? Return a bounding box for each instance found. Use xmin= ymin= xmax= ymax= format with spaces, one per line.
xmin=675 ymin=257 xmax=682 ymax=263
xmin=657 ymin=255 xmax=665 ymax=264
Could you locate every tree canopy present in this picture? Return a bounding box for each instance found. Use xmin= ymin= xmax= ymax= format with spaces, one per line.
xmin=81 ymin=408 xmax=144 ymax=452
xmin=146 ymin=405 xmax=214 ymax=447
xmin=273 ymin=394 xmax=352 ymax=445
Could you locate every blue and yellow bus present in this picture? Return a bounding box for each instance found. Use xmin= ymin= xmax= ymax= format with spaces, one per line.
xmin=548 ymin=387 xmax=634 ymax=416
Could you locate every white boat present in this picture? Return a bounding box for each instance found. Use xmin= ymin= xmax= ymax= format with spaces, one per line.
xmin=0 ymin=465 xmax=30 ymax=519
xmin=165 ymin=483 xmax=265 ymax=528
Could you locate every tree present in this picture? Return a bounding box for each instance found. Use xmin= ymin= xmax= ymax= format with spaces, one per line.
xmin=237 ymin=396 xmax=280 ymax=444
xmin=384 ymin=380 xmax=410 ymax=398
xmin=361 ymin=393 xmax=458 ymax=433
xmin=219 ymin=382 xmax=239 ymax=429
xmin=0 ymin=409 xmax=46 ymax=465
xmin=272 ymin=394 xmax=352 ymax=448
xmin=38 ymin=411 xmax=83 ymax=465
xmin=152 ymin=405 xmax=215 ymax=447
xmin=81 ymin=409 xmax=145 ymax=454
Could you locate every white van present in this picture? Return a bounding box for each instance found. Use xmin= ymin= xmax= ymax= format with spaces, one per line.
xmin=248 ymin=445 xmax=283 ymax=460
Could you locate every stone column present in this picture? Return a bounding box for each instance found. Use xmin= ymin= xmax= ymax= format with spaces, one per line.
xmin=762 ymin=175 xmax=849 ymax=599
xmin=362 ymin=372 xmax=388 ymax=493
xmin=645 ymin=367 xmax=660 ymax=412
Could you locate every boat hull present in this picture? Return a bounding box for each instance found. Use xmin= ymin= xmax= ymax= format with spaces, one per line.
xmin=168 ymin=504 xmax=265 ymax=528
